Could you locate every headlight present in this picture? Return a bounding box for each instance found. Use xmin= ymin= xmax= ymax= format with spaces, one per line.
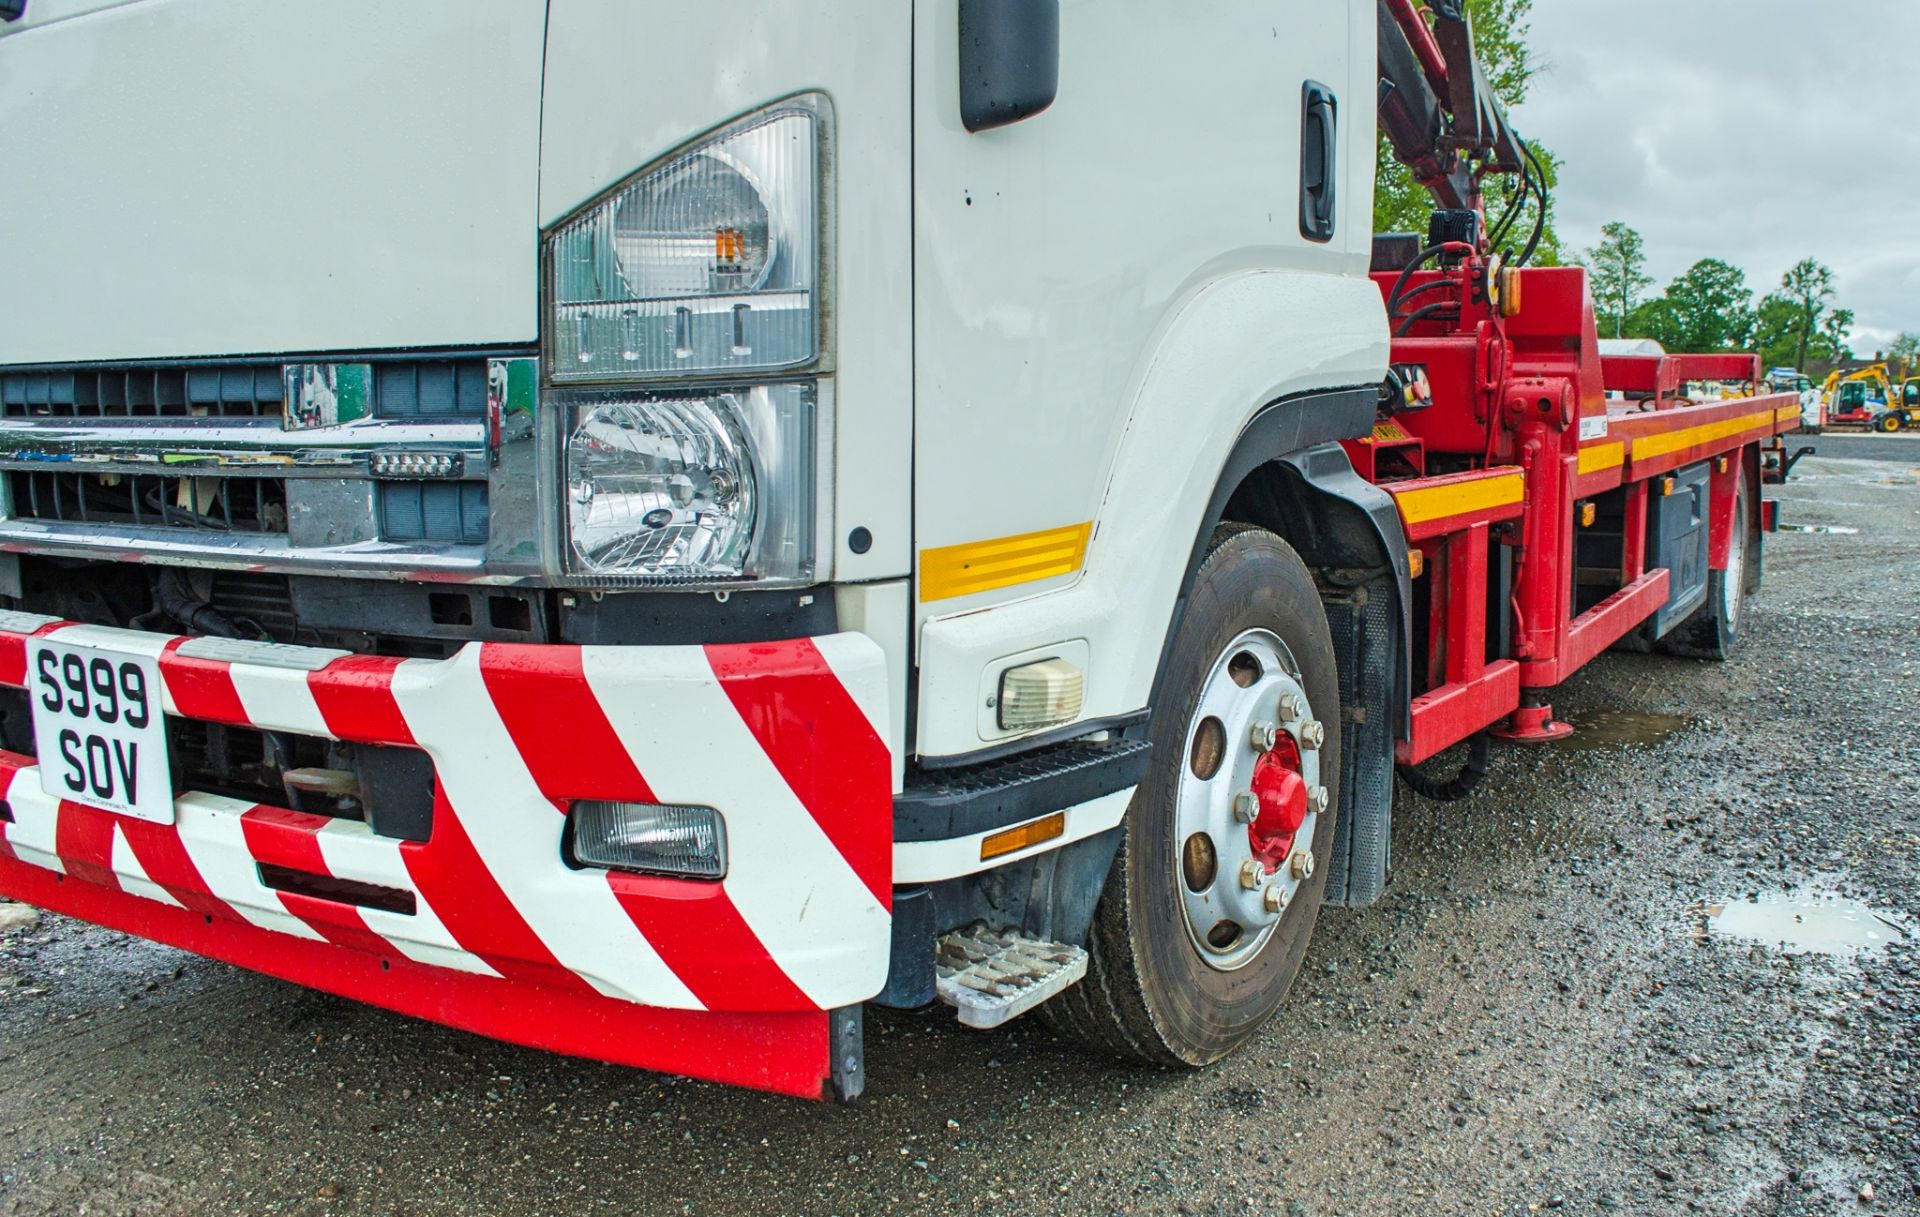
xmin=546 ymin=94 xmax=825 ymax=381
xmin=561 ymin=383 xmax=815 ymax=584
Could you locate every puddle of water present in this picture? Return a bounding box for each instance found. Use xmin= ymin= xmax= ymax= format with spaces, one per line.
xmin=1776 ymin=524 xmax=1860 ymax=534
xmin=1703 ymin=889 xmax=1905 ymax=957
xmin=1551 ymin=710 xmax=1695 ymax=751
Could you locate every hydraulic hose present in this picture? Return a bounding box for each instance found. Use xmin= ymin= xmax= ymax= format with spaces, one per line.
xmin=1395 ymin=301 xmax=1461 ymax=336
xmin=153 ymin=567 xmax=244 ymax=639
xmin=1396 ymin=731 xmax=1492 ymax=802
xmin=1384 ymin=243 xmax=1448 ymax=317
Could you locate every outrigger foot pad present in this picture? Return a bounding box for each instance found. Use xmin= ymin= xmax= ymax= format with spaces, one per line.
xmin=1490 ymin=703 xmax=1574 ymax=743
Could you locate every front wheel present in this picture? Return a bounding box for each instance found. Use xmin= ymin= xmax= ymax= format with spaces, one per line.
xmin=1877 ymin=413 xmax=1903 ymax=434
xmin=1046 ymin=525 xmax=1340 ymax=1066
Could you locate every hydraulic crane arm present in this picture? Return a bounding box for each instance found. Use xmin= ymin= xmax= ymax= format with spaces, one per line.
xmin=1377 ymin=0 xmax=1528 ymax=227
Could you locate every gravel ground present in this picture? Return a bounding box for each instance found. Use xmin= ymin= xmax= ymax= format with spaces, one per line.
xmin=0 ymin=453 xmax=1915 ymax=1217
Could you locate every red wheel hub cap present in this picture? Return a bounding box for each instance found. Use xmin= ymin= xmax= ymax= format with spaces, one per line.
xmin=1248 ymin=737 xmax=1307 ymax=869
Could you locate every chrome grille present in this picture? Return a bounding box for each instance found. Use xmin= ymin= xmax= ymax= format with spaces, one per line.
xmin=0 ymin=354 xmax=531 ymax=580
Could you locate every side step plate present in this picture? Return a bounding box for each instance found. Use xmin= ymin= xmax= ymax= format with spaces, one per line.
xmin=934 ymin=925 xmax=1089 ymax=1029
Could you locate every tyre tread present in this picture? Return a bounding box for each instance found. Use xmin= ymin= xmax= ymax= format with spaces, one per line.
xmin=1050 ymin=523 xmax=1335 ymax=1068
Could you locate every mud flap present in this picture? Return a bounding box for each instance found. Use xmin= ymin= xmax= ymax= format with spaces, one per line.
xmin=1320 ymin=572 xmax=1398 ymax=907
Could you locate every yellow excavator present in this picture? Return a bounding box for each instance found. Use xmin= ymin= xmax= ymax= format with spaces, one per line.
xmin=1820 ymin=363 xmax=1919 ymax=432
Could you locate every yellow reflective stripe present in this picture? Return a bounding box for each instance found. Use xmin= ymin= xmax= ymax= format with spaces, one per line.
xmin=1630 ymin=410 xmax=1774 ymax=462
xmin=1578 ymin=442 xmax=1625 ymax=475
xmin=919 ymin=522 xmax=1092 ymax=603
xmin=1394 ymin=471 xmax=1524 ymax=526
xmin=1775 ymin=404 xmax=1801 ymax=425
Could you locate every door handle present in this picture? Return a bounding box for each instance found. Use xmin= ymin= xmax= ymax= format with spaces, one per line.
xmin=1300 ymin=81 xmax=1338 ymax=243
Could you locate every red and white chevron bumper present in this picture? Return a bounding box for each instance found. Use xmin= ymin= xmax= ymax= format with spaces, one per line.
xmin=0 ymin=615 xmax=892 ymax=1099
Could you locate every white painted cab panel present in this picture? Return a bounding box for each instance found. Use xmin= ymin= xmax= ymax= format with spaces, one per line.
xmin=910 ymin=0 xmax=1385 ymax=757
xmin=0 ymin=0 xmax=545 ymax=363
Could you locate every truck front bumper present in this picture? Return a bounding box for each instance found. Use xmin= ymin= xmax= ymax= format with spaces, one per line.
xmin=0 ymin=616 xmax=892 ymax=1099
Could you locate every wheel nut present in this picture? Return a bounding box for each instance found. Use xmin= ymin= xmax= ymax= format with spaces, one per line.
xmin=1297 ymin=719 xmax=1325 ymax=750
xmin=1263 ymin=883 xmax=1289 ymax=915
xmin=1290 ymin=849 xmax=1316 ymax=881
xmin=1232 ymin=791 xmax=1259 ymax=824
xmin=1250 ymin=722 xmax=1279 ymax=752
xmin=1308 ymin=785 xmax=1329 ymax=814
xmin=1278 ymin=694 xmax=1303 ymax=720
xmin=1238 ymin=858 xmax=1264 ymax=890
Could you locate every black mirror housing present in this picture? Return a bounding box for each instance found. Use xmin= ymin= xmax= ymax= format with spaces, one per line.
xmin=959 ymin=0 xmax=1060 ymax=133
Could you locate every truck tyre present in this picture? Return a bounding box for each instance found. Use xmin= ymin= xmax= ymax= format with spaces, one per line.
xmin=1046 ymin=525 xmax=1340 ymax=1066
xmin=1659 ymin=473 xmax=1750 ymax=660
xmin=1876 ymin=412 xmax=1902 ymax=434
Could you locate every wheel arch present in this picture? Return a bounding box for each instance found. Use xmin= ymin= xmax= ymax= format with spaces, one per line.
xmin=1149 ymin=395 xmax=1413 ymax=907
xmin=1151 ymin=398 xmax=1412 ymax=732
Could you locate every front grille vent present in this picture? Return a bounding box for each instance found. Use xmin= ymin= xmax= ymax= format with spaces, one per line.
xmin=6 ymin=470 xmax=287 ymax=534
xmin=2 ymin=358 xmax=491 ymax=421
xmin=1 ymin=366 xmax=283 ymax=419
xmin=373 ymin=361 xmax=489 ymax=419
xmin=378 ymin=482 xmax=488 ymax=545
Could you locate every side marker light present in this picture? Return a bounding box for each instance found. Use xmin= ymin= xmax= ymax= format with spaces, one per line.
xmin=980 ymin=812 xmax=1067 ymax=862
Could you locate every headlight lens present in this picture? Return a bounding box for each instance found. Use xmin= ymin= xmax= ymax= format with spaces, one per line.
xmin=562 ymin=383 xmax=814 ymax=584
xmin=547 ymin=95 xmax=823 ymax=382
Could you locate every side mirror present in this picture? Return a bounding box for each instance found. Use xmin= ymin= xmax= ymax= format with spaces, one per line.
xmin=958 ymin=0 xmax=1060 ymax=133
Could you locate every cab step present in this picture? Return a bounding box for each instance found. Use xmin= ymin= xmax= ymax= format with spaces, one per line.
xmin=934 ymin=925 xmax=1088 ymax=1029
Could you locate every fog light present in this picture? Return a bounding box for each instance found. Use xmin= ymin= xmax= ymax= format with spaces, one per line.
xmin=568 ymin=800 xmax=727 ymax=879
xmin=997 ymin=657 xmax=1085 ymax=731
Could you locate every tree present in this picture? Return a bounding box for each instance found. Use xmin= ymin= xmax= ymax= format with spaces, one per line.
xmin=1817 ymin=307 xmax=1854 ymax=364
xmin=1665 ymin=258 xmax=1755 ymax=352
xmin=1779 ymin=259 xmax=1836 ymax=371
xmin=1753 ymin=292 xmax=1808 ymax=371
xmin=1624 ymin=296 xmax=1681 ymax=349
xmin=1584 ymin=223 xmax=1654 ymax=339
xmin=1888 ymin=331 xmax=1920 ymax=374
xmin=1625 ymin=258 xmax=1753 ymax=353
xmin=1373 ymin=0 xmax=1562 ymax=265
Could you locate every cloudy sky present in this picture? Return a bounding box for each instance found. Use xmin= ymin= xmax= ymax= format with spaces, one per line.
xmin=1510 ymin=1 xmax=1920 ymax=353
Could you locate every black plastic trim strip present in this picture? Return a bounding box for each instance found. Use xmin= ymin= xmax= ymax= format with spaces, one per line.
xmin=894 ymin=737 xmax=1150 ymax=843
xmin=914 ymin=709 xmax=1147 ymax=772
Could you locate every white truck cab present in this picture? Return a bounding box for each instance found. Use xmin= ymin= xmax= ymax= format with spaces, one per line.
xmin=0 ymin=0 xmax=1406 ymax=1097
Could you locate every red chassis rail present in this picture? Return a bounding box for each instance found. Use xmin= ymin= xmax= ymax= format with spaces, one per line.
xmin=1355 ymin=262 xmax=1798 ymax=759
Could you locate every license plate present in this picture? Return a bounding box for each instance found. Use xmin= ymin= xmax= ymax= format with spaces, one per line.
xmin=27 ymin=640 xmax=173 ymax=824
